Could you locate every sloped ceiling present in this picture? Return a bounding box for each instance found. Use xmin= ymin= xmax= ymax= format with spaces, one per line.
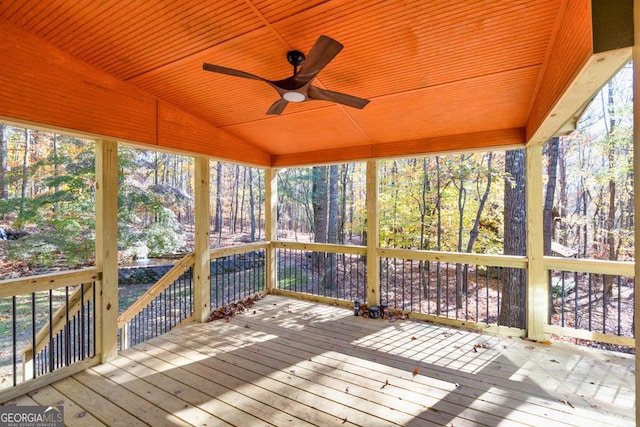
xmin=0 ymin=1 xmax=630 ymax=166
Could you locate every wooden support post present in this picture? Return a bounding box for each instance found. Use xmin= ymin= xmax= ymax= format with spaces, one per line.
xmin=193 ymin=157 xmax=211 ymax=323
xmin=265 ymin=167 xmax=278 ymax=292
xmin=366 ymin=160 xmax=379 ymax=307
xmin=526 ymin=143 xmax=547 ymax=341
xmin=633 ymin=0 xmax=639 ymax=420
xmin=95 ymin=140 xmax=118 ymax=362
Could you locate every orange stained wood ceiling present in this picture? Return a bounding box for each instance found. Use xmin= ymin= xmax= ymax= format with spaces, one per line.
xmin=0 ymin=1 xmax=606 ymax=165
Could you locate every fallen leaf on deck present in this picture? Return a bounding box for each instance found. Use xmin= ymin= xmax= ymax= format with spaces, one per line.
xmin=342 ymin=417 xmax=348 ymax=424
xmin=412 ymin=367 xmax=420 ymax=377
xmin=473 ymin=343 xmax=490 ymax=352
xmin=381 ymin=379 xmax=389 ymax=389
xmin=549 ymin=359 xmax=560 ymax=363
xmin=559 ymin=399 xmax=575 ymax=408
xmin=411 ymin=336 xmax=417 ymax=341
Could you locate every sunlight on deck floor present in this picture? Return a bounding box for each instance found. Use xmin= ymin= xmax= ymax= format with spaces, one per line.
xmin=3 ymin=295 xmax=635 ymax=426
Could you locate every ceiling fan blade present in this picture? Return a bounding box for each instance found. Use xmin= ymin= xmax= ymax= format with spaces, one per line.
xmin=203 ymin=63 xmax=268 ymax=82
xmin=294 ymin=35 xmax=343 ymax=83
xmin=308 ymin=86 xmax=370 ymax=109
xmin=266 ymin=98 xmax=288 ymax=115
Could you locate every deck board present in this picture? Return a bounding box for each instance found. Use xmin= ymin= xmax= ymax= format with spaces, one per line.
xmin=2 ymin=295 xmax=635 ymax=426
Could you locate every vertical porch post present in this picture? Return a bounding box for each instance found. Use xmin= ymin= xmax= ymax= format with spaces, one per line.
xmin=265 ymin=167 xmax=278 ymax=292
xmin=95 ymin=139 xmax=118 ymax=362
xmin=193 ymin=157 xmax=211 ymax=322
xmin=525 ymin=143 xmax=547 ymax=341
xmin=366 ymin=160 xmax=379 ymax=306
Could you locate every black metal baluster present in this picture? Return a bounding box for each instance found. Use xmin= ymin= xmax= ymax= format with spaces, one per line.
xmin=12 ymin=296 xmax=17 ymax=386
xmin=31 ymin=292 xmax=36 ymax=379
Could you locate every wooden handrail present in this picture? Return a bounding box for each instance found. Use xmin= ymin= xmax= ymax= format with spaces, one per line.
xmin=0 ymin=268 xmax=101 ymax=299
xmin=271 ymin=240 xmax=366 ymax=255
xmin=378 ymin=247 xmax=528 ymax=268
xmin=543 ymin=256 xmax=634 ymax=277
xmin=117 ymin=253 xmax=195 ymax=328
xmin=210 ymin=241 xmax=270 ymax=258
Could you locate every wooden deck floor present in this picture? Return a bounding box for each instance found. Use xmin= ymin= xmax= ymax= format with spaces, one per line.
xmin=3 ymin=295 xmax=635 ymax=426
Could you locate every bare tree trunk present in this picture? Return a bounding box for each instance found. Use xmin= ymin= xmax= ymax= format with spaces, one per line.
xmin=557 ymin=142 xmax=567 ymax=246
xmin=0 ymin=125 xmax=8 ymax=219
xmin=248 ymin=168 xmax=256 ymax=241
xmin=239 ymin=167 xmax=247 ymax=233
xmin=455 ymin=155 xmax=467 ymax=309
xmin=604 ymin=81 xmax=618 ymax=296
xmin=466 ymin=153 xmax=493 ymax=253
xmin=321 ymin=165 xmax=339 ymax=291
xmin=232 ymin=165 xmax=240 ymax=233
xmin=20 ymin=129 xmax=30 ymax=214
xmin=312 ymin=166 xmax=328 ymax=271
xmin=420 ymin=157 xmax=430 ymax=251
xmin=543 ymin=137 xmax=559 ymax=256
xmin=501 ymin=149 xmax=527 ymax=328
xmin=463 ymin=153 xmax=494 ymax=297
xmin=419 ymin=157 xmax=431 ymax=298
xmin=214 ymin=162 xmax=223 ymax=239
xmin=435 ymin=156 xmax=442 ymax=315
xmin=339 ymin=164 xmax=349 ymax=244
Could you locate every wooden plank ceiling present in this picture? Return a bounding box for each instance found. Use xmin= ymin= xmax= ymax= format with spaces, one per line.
xmin=0 ymin=1 xmax=580 ymax=165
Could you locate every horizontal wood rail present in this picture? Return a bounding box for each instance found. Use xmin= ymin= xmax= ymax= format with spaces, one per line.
xmin=543 ymin=256 xmax=635 ymax=277
xmin=543 ymin=324 xmax=634 ymax=348
xmin=117 ymin=253 xmax=195 ymax=328
xmin=210 ymin=241 xmax=270 ymax=258
xmin=272 ymin=241 xmax=366 ymax=255
xmin=378 ymin=248 xmax=528 ymax=268
xmin=0 ymin=268 xmax=101 ymax=298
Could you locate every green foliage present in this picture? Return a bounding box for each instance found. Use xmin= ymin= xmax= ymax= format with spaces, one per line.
xmin=378 ymin=153 xmax=505 ymax=253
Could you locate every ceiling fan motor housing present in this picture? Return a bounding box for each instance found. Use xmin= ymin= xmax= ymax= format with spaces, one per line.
xmin=287 ymin=50 xmax=306 ymax=67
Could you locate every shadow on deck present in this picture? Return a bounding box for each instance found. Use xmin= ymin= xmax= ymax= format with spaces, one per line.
xmin=2 ymin=295 xmax=635 ymax=426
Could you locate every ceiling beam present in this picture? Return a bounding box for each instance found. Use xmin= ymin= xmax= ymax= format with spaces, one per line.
xmin=272 ymin=128 xmax=525 ymax=167
xmin=526 ymin=0 xmax=633 ymax=146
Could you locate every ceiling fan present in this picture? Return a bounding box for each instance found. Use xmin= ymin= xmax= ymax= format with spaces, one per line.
xmin=203 ymin=35 xmax=370 ymax=115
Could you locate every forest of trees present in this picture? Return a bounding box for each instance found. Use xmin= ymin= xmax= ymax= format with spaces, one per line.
xmin=0 ymin=63 xmax=633 ymax=282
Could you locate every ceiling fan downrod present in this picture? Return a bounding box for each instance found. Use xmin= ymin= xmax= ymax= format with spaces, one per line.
xmin=286 ymin=50 xmax=305 ymax=75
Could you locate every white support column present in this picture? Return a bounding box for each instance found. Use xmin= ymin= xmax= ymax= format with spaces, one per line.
xmin=366 ymin=160 xmax=379 ymax=307
xmin=632 ymin=0 xmax=639 ymax=420
xmin=265 ymin=167 xmax=278 ymax=292
xmin=193 ymin=157 xmax=211 ymax=322
xmin=95 ymin=139 xmax=118 ymax=362
xmin=526 ymin=143 xmax=547 ymax=341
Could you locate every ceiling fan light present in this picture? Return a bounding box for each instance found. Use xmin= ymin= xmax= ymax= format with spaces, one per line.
xmin=283 ymin=92 xmax=305 ymax=102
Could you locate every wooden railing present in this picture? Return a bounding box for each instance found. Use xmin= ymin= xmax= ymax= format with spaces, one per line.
xmin=270 ymin=242 xmax=635 ymax=348
xmin=0 ymin=268 xmax=101 ymax=402
xmin=543 ymin=257 xmax=634 ymax=348
xmin=117 ymin=242 xmax=269 ymax=351
xmin=117 ymin=253 xmax=195 ymax=350
xmin=271 ymin=241 xmax=367 ymax=305
xmin=1 ymin=242 xmax=634 ymax=403
xmin=209 ymin=242 xmax=269 ymax=308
